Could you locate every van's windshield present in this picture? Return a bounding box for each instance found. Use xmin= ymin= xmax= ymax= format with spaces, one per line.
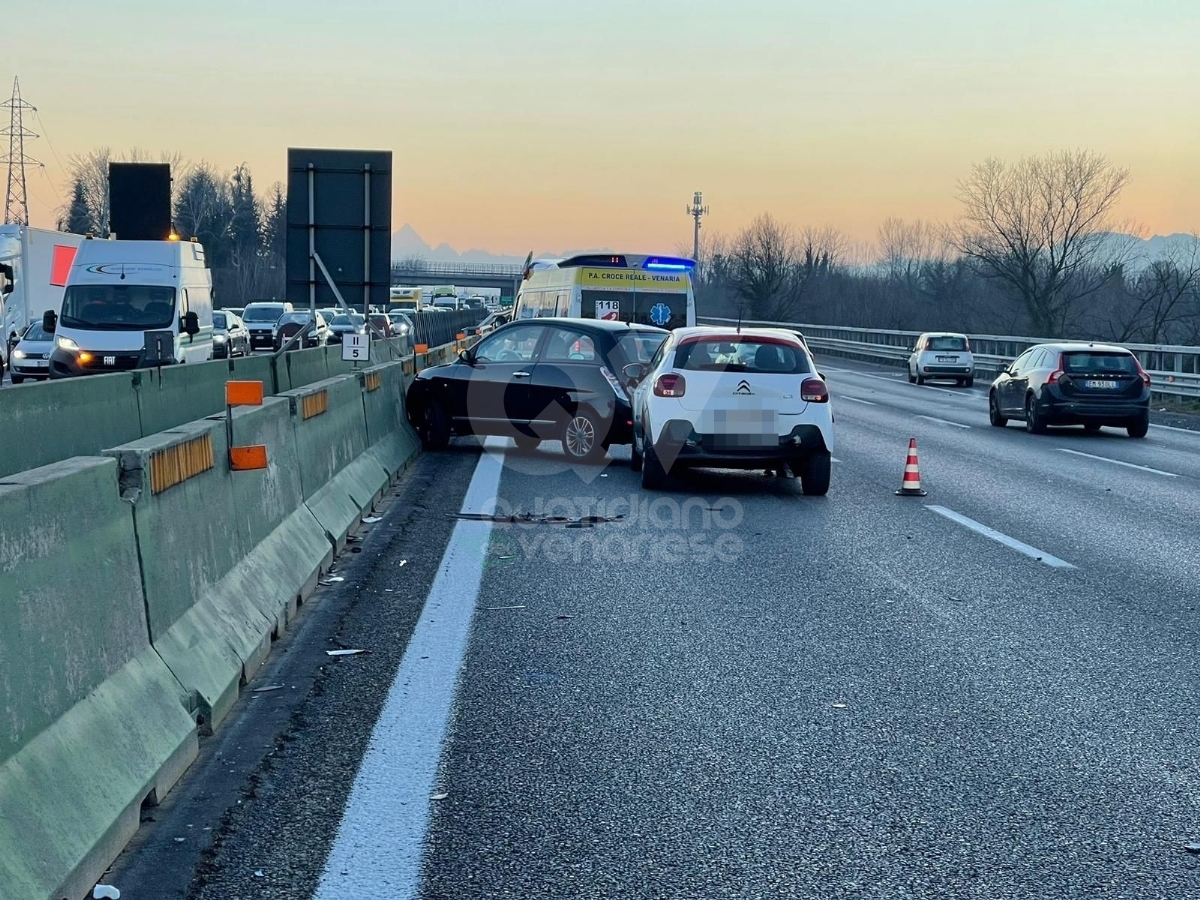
xmin=243 ymin=305 xmax=286 ymax=323
xmin=61 ymin=284 xmax=177 ymax=331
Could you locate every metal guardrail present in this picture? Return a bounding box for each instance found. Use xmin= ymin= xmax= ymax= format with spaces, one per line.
xmin=699 ymin=317 xmax=1200 ymax=399
xmin=407 ymin=309 xmax=485 ymax=348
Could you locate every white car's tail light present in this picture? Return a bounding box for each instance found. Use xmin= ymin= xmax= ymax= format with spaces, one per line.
xmin=653 ymin=373 xmax=686 ymax=398
xmin=801 ymin=377 xmax=829 ymax=402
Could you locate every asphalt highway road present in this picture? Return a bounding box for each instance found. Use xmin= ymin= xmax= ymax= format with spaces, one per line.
xmin=107 ymin=358 xmax=1200 ymax=900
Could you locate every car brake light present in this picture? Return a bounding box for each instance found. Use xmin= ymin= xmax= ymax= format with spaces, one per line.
xmin=1135 ymin=358 xmax=1151 ymax=387
xmin=653 ymin=373 xmax=686 ymax=398
xmin=1047 ymin=353 xmax=1065 ymax=384
xmin=801 ymin=377 xmax=828 ymax=402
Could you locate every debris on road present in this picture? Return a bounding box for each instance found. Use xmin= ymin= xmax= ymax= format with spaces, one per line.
xmin=363 ymin=516 xmax=383 ymax=524
xmin=326 ymin=649 xmax=369 ymax=657
xmin=556 ymin=615 xmax=573 ymax=621
xmin=253 ymin=685 xmax=283 ymax=693
xmin=254 ymin=869 xmax=265 ymax=878
xmin=832 ymin=702 xmax=849 ymax=710
xmin=487 ymin=605 xmax=526 ymax=611
xmin=93 ymin=887 xmax=121 ymax=900
xmin=319 ymin=576 xmax=346 ymax=586
xmin=1185 ymin=841 xmax=1200 ymax=854
xmin=430 ymin=792 xmax=449 ymax=801
xmin=398 ymin=559 xmax=408 ymax=567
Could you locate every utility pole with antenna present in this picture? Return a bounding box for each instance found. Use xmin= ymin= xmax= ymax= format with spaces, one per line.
xmin=685 ymin=190 xmax=709 ymax=263
xmin=2 ymin=77 xmax=41 ymax=226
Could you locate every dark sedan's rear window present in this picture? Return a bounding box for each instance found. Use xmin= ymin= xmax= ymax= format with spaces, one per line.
xmin=1062 ymin=352 xmax=1136 ymax=374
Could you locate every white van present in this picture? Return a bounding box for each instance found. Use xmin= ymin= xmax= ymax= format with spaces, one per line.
xmin=44 ymin=238 xmax=214 ymax=378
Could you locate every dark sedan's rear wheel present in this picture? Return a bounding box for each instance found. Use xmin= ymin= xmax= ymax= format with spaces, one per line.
xmin=1025 ymin=396 xmax=1047 ymax=435
xmin=418 ymin=401 xmax=451 ymax=450
xmin=1127 ymin=414 xmax=1149 ymax=439
xmin=989 ymin=392 xmax=1007 ymax=427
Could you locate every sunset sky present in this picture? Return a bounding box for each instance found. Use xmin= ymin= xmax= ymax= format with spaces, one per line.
xmin=11 ymin=0 xmax=1200 ymax=255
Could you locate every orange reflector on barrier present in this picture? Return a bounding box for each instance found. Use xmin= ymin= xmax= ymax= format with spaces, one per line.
xmin=226 ymin=380 xmax=264 ymax=406
xmin=415 ymin=343 xmax=429 ymax=353
xmin=456 ymin=332 xmax=466 ymax=341
xmin=230 ymin=445 xmax=268 ymax=471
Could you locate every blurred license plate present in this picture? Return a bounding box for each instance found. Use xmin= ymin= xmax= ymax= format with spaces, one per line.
xmin=713 ymin=409 xmax=777 ymax=434
xmin=1085 ymin=380 xmax=1119 ymax=389
xmin=936 ymin=355 xmax=959 ymax=362
xmin=30 ymin=359 xmax=48 ymax=367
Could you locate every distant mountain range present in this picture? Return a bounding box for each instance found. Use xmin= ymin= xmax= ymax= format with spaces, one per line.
xmin=389 ymin=224 xmax=619 ymax=264
xmin=391 ymin=223 xmax=1197 ymax=268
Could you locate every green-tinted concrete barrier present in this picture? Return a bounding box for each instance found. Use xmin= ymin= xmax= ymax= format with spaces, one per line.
xmin=286 ymin=373 xmax=388 ymax=552
xmin=0 ymin=350 xmax=436 ymax=899
xmin=0 ymin=457 xmax=197 ymax=900
xmin=136 ymin=357 xmax=235 ymax=437
xmin=284 ymin=345 xmax=328 ymax=390
xmin=0 ymin=371 xmax=141 ymax=479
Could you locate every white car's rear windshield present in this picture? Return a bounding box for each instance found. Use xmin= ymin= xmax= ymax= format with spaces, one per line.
xmin=675 ymin=338 xmax=811 ymax=374
xmin=926 ymin=336 xmax=968 ymax=351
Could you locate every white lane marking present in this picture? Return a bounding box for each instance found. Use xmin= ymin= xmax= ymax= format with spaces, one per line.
xmin=916 ymin=414 xmax=971 ymax=430
xmin=926 ymin=505 xmax=1076 ymax=569
xmin=1150 ymin=423 xmax=1200 ymax=436
xmin=1055 ymin=447 xmax=1179 ymax=478
xmin=314 ymin=439 xmax=507 ymax=900
xmin=840 ymin=395 xmax=877 ymax=406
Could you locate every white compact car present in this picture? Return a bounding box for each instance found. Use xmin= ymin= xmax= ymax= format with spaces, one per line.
xmin=624 ymin=327 xmax=835 ymax=495
xmin=907 ymin=332 xmax=974 ymax=386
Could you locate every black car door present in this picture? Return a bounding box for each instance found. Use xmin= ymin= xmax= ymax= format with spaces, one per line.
xmin=526 ymin=326 xmax=611 ymax=439
xmin=1001 ymin=349 xmax=1037 ymax=414
xmin=453 ymin=324 xmax=545 ymax=436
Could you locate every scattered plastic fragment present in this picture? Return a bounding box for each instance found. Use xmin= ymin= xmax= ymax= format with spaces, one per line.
xmin=398 ymin=560 xmax=408 ymax=567
xmin=430 ymin=792 xmax=449 ymax=801
xmin=495 ymin=555 xmax=517 ymax=560
xmin=832 ymin=702 xmax=849 ymax=710
xmin=948 ymin=596 xmax=963 ymax=603
xmin=1186 ymin=842 xmax=1200 ymax=854
xmin=253 ymin=685 xmax=283 ymax=693
xmin=94 ymin=886 xmax=121 ymax=899
xmin=363 ymin=516 xmax=383 ymax=524
xmin=173 ymin=837 xmax=185 ymax=843
xmin=487 ymin=605 xmax=526 ymax=611
xmin=556 ymin=615 xmax=573 ymax=621
xmin=254 ymin=869 xmax=265 ymax=878
xmin=326 ymin=649 xmax=368 ymax=657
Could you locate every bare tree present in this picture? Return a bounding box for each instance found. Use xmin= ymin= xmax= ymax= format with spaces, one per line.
xmin=65 ymin=147 xmax=191 ymax=236
xmin=728 ymin=214 xmax=803 ymax=321
xmin=1096 ymin=236 xmax=1200 ymax=343
xmin=952 ymin=150 xmax=1132 ymax=336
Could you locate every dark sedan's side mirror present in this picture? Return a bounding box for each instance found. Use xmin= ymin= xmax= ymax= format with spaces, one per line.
xmin=458 ymin=348 xmax=473 ymax=364
xmin=622 ymin=362 xmax=645 ymax=386
xmin=42 ymin=310 xmax=57 ymax=333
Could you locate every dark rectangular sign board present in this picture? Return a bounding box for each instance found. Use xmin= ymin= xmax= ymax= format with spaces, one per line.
xmin=109 ymin=163 xmax=172 ymax=241
xmin=286 ymin=148 xmax=393 ymax=314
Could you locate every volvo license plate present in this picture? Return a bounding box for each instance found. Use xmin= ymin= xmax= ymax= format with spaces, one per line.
xmin=1084 ymin=380 xmax=1119 ymax=390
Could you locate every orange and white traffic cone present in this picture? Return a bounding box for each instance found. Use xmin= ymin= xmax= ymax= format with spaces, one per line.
xmin=895 ymin=438 xmax=927 ymax=497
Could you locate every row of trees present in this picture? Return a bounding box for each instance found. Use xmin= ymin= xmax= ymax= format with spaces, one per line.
xmin=689 ymin=150 xmax=1200 ymax=344
xmin=58 ymin=149 xmax=287 ymax=304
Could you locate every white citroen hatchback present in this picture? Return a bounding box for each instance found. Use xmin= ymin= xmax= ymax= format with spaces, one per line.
xmin=624 ymin=327 xmax=834 ymax=495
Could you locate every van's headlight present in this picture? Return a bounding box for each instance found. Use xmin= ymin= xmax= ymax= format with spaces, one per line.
xmin=11 ymin=349 xmax=25 ymax=359
xmin=56 ymin=336 xmax=80 ymax=352
xmin=213 ymin=334 xmax=227 ymax=343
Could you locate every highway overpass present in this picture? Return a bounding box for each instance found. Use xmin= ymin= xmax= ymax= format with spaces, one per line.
xmin=390 ymin=260 xmax=524 ymax=297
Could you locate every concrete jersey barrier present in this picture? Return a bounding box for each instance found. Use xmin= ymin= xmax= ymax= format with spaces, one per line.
xmin=0 ymin=457 xmax=198 ymax=900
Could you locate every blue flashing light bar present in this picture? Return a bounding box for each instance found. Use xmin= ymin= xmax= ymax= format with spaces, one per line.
xmin=643 ymin=256 xmax=695 ymax=271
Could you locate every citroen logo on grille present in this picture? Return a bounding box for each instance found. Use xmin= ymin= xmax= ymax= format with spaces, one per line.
xmin=735 ymin=380 xmax=752 ymax=395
